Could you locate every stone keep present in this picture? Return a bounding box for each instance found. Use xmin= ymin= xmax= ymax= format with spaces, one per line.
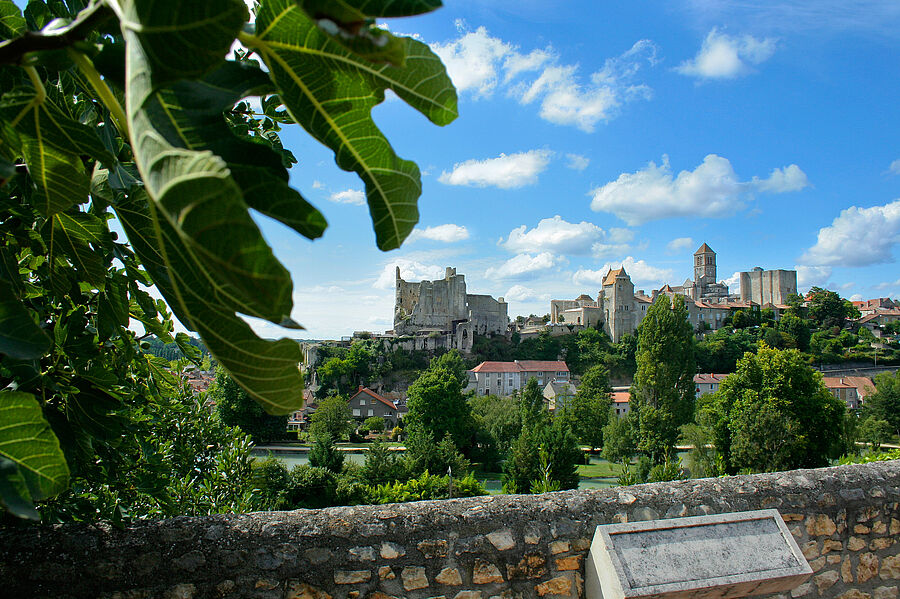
xmin=394 ymin=267 xmax=508 ymax=337
xmin=740 ymin=267 xmax=798 ymax=305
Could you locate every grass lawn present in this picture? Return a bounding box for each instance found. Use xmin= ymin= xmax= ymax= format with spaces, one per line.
xmin=577 ymin=460 xmax=624 ymax=478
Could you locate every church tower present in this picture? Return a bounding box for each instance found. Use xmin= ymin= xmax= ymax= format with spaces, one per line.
xmin=694 ymin=243 xmax=717 ymax=293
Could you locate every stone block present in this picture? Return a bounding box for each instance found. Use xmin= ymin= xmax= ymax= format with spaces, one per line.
xmin=860 ymin=553 xmax=880 ymax=583
xmin=871 ymin=538 xmax=893 ymax=550
xmin=436 ymin=568 xmax=463 ymax=586
xmin=807 ymin=514 xmax=837 ymax=537
xmin=487 ymin=530 xmax=515 ymax=551
xmin=536 ymin=575 xmax=575 ymax=597
xmin=472 ymin=560 xmax=504 ymax=584
xmin=585 ymin=509 xmax=813 ymax=599
xmin=550 ymin=541 xmax=570 ymax=555
xmin=285 ymin=581 xmax=332 ymax=599
xmin=875 ymin=587 xmax=899 ymax=599
xmin=881 ymin=556 xmax=900 ymax=580
xmin=378 ymin=567 xmax=395 ymax=581
xmin=836 ymin=591 xmax=872 ymax=599
xmin=815 ymin=571 xmax=839 ymax=593
xmin=823 ymin=540 xmax=844 ymax=554
xmin=843 ymin=557 xmax=854 ymax=583
xmin=335 ymin=571 xmax=371 ymax=585
xmin=556 ymin=556 xmax=582 ymax=571
xmin=850 ymin=537 xmax=867 ymax=551
xmin=507 ymin=553 xmax=547 ymax=580
xmin=419 ymin=540 xmax=449 ymax=559
xmin=402 ymin=567 xmax=429 ymax=591
xmin=453 ymin=592 xmax=483 ymax=599
xmin=349 ymin=547 xmax=376 ymax=562
xmin=380 ymin=543 xmax=405 ymax=560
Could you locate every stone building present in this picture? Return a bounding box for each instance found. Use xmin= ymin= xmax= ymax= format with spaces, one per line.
xmin=467 ymin=360 xmax=569 ymax=397
xmin=392 ymin=267 xmax=508 ymax=352
xmin=668 ymin=243 xmax=730 ymax=300
xmin=739 ymin=266 xmax=798 ymax=305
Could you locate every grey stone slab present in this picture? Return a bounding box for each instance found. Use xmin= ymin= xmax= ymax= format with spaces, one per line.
xmin=586 ymin=509 xmax=812 ymax=599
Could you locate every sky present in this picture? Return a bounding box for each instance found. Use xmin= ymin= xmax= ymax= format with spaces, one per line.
xmin=240 ymin=1 xmax=900 ymax=340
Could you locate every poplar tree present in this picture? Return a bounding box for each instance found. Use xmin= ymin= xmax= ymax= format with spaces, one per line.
xmin=631 ymin=294 xmax=696 ymax=462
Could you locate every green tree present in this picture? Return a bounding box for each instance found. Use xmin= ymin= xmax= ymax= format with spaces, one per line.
xmin=429 ymin=349 xmax=469 ymax=386
xmin=807 ymin=287 xmax=854 ymax=329
xmin=857 ymin=418 xmax=893 ymax=451
xmin=363 ymin=416 xmax=387 ymax=433
xmin=405 ymin=367 xmax=473 ymax=450
xmin=520 ymin=376 xmax=549 ymax=430
xmin=602 ymin=414 xmax=635 ymax=464
xmin=562 ymin=364 xmax=611 ymax=449
xmin=709 ymin=345 xmax=846 ymax=473
xmin=212 ymin=366 xmax=288 ymax=443
xmin=862 ymin=370 xmax=900 ymax=438
xmin=469 ymin=394 xmax=521 ymax=470
xmin=778 ymin=312 xmax=811 ymax=351
xmin=0 ymin=0 xmax=456 ymax=517
xmin=308 ymin=433 xmax=344 ymax=472
xmin=309 ymin=396 xmax=353 ymax=441
xmin=631 ymin=295 xmax=696 ymax=462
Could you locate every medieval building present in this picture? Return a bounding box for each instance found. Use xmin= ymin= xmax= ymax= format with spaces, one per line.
xmin=392 ymin=267 xmax=508 ymax=352
xmin=739 ymin=266 xmax=798 ymax=305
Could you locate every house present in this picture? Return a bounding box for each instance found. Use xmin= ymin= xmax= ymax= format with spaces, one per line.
xmin=468 ymin=360 xmax=570 ymax=396
xmin=612 ymin=391 xmax=630 ymax=418
xmin=694 ymin=373 xmax=730 ymax=398
xmin=543 ymin=381 xmax=576 ymax=411
xmin=823 ymin=377 xmax=874 ymax=410
xmin=347 ymin=386 xmax=402 ymax=427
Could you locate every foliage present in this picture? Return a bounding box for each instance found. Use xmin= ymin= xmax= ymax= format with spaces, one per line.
xmin=646 ymin=456 xmax=688 ymax=482
xmin=316 ymin=341 xmax=375 ymax=397
xmin=285 ymin=465 xmax=338 ymax=509
xmin=363 ymin=416 xmax=387 ymax=432
xmin=369 ymin=470 xmax=486 ymax=504
xmin=862 ymin=370 xmax=900 ymax=438
xmin=43 ymin=389 xmax=257 ymax=522
xmin=562 ymin=364 xmax=610 ymax=449
xmin=520 ymin=376 xmax=548 ymax=430
xmin=405 ymin=366 xmax=473 ymax=450
xmin=807 ymin=287 xmax=857 ymax=329
xmin=529 ymin=445 xmax=561 ymax=493
xmin=0 ymin=0 xmax=455 ymax=516
xmin=695 ymin=327 xmax=759 ymax=373
xmin=857 ymin=418 xmax=893 ymax=451
xmin=602 ymin=413 xmax=635 ymax=464
xmin=631 ymin=295 xmax=696 ymax=462
xmin=838 ymin=448 xmax=900 ymax=464
xmin=404 ymin=430 xmax=470 ymax=476
xmin=503 ymin=414 xmax=580 ymax=493
xmin=707 ymin=345 xmax=846 ymax=473
xmin=251 ymin=456 xmax=290 ymax=511
xmin=428 ymin=349 xmax=468 ymax=386
xmin=468 ymin=394 xmax=521 ymax=469
xmin=308 ymin=433 xmax=344 ymax=472
xmin=211 ymin=366 xmax=288 ymax=443
xmin=309 ymin=396 xmax=353 ymax=441
xmin=360 ymin=439 xmax=408 ymax=486
xmin=142 ymin=335 xmax=209 ymax=362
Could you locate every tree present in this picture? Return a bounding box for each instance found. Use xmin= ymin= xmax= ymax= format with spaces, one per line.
xmin=405 ymin=367 xmax=473 ymax=451
xmin=428 ymin=349 xmax=469 ymax=387
xmin=520 ymin=377 xmax=549 ymax=430
xmin=562 ymin=364 xmax=611 ymax=449
xmin=631 ymin=295 xmax=696 ymax=462
xmin=778 ymin=312 xmax=811 ymax=351
xmin=309 ymin=396 xmax=353 ymax=441
xmin=807 ymin=287 xmax=854 ymax=329
xmin=308 ymin=433 xmax=344 ymax=472
xmin=708 ymin=345 xmax=846 ymax=473
xmin=469 ymin=394 xmax=521 ymax=470
xmin=602 ymin=414 xmax=635 ymax=464
xmin=857 ymin=418 xmax=893 ymax=451
xmin=0 ymin=0 xmax=456 ymax=517
xmin=363 ymin=416 xmax=387 ymax=433
xmin=212 ymin=367 xmax=288 ymax=443
xmin=862 ymin=371 xmax=900 ymax=438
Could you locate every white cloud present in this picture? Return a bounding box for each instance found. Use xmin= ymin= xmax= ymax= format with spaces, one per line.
xmin=485 ymin=252 xmax=563 ymax=280
xmin=573 ymin=256 xmax=674 ymax=287
xmin=800 ymin=199 xmax=900 ymax=266
xmin=329 ymin=189 xmax=366 ymax=205
xmin=667 ymin=237 xmax=695 ymax=252
xmin=566 ymin=153 xmax=590 ymax=171
xmin=502 ymin=216 xmax=603 ymax=255
xmin=850 ymin=294 xmax=864 ymax=301
xmin=795 ymin=265 xmax=833 ymax=288
xmin=439 ymin=150 xmax=552 ymax=189
xmin=308 ymin=285 xmax=345 ymax=294
xmin=676 ymin=28 xmax=776 ymax=80
xmin=374 ymin=260 xmax=445 ymax=289
xmin=432 ymin=24 xmax=657 ymax=131
xmin=590 ymin=154 xmax=807 ymax=225
xmin=504 ymin=284 xmax=543 ymax=302
xmin=752 ymin=164 xmax=810 ymax=192
xmin=875 ymin=278 xmax=900 ymax=290
xmin=430 ymin=23 xmax=512 ymax=96
xmin=889 ymin=159 xmax=900 ymax=175
xmin=723 ymin=271 xmax=741 ymax=289
xmin=406 ymin=224 xmax=470 ymax=243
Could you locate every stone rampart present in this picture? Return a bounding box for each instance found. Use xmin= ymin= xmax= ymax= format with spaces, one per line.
xmin=2 ymin=461 xmax=899 ymax=599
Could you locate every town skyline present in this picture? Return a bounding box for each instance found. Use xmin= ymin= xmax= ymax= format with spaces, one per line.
xmin=237 ymin=0 xmax=900 ymax=341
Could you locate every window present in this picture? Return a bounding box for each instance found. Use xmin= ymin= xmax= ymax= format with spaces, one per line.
xmin=359 ymin=398 xmax=365 ymax=405
xmin=368 ymin=409 xmax=374 ymax=417
xmin=352 ymin=408 xmax=360 ymax=416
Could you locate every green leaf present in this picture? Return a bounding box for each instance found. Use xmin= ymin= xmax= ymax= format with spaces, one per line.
xmin=175 ymin=331 xmax=202 ymax=364
xmin=120 ymin=0 xmax=247 ymax=93
xmin=0 ymin=85 xmax=116 ymax=216
xmin=0 ymin=456 xmax=39 ymax=520
xmin=0 ymin=278 xmax=50 ymax=359
xmin=50 ymin=210 xmax=111 ymax=286
xmin=0 ymin=390 xmax=70 ymax=503
xmin=297 ymin=0 xmax=442 ymax=20
xmin=252 ymin=0 xmax=457 ymax=249
xmin=115 ymin=190 xmax=304 ymax=415
xmin=141 ymin=61 xmax=326 ymax=239
xmin=0 ymin=1 xmax=26 ymax=42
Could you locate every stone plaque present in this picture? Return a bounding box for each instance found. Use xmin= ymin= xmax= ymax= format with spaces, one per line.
xmin=586 ymin=509 xmax=812 ymax=599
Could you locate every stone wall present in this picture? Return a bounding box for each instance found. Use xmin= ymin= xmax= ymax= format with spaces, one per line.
xmin=2 ymin=461 xmax=899 ymax=599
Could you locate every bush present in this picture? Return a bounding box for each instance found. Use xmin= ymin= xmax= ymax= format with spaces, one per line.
xmin=369 ymin=471 xmax=487 ymax=504
xmin=286 ymin=465 xmax=337 ymax=508
xmin=251 ymin=456 xmax=290 ymax=510
xmin=308 ymin=434 xmax=344 ymax=472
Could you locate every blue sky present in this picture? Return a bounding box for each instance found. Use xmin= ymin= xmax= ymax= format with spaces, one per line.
xmin=245 ymin=2 xmax=899 ymax=339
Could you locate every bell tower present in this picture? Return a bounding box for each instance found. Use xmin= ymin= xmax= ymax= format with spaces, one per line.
xmin=694 ymin=243 xmax=716 ymax=292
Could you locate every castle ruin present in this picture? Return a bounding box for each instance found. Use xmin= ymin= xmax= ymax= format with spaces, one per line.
xmin=392 ymin=267 xmax=508 ymax=352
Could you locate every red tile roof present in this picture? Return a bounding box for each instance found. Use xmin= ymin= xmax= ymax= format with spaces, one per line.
xmin=349 ymin=387 xmax=398 ymax=410
xmin=602 ymin=267 xmax=627 ymax=286
xmin=471 ymin=362 xmax=523 ymax=373
xmin=695 ymin=242 xmax=714 ymax=254
xmin=612 ymin=391 xmax=630 ymax=403
xmin=471 ymin=360 xmax=569 ymax=374
xmin=693 ymin=373 xmax=730 ymax=384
